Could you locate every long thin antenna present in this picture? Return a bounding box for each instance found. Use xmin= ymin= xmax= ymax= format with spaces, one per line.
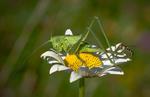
xmin=94 ymin=17 xmax=111 ymax=48
xmin=87 ymin=27 xmax=104 ymax=50
xmin=70 ymin=18 xmax=95 ymax=54
xmin=22 ymin=40 xmax=51 ymax=65
xmin=94 ymin=16 xmax=115 ymax=63
xmin=50 ymin=31 xmax=53 ymax=41
xmin=88 ymin=27 xmax=114 ymax=64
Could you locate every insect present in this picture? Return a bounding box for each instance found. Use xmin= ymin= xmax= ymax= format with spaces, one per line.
xmin=50 ymin=29 xmax=102 ymax=54
xmin=49 ymin=17 xmax=132 ymax=62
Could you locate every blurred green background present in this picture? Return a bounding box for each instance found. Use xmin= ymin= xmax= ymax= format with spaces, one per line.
xmin=0 ymin=0 xmax=150 ymax=97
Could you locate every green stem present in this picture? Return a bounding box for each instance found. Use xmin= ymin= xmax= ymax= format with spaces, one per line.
xmin=79 ymin=78 xmax=85 ymax=97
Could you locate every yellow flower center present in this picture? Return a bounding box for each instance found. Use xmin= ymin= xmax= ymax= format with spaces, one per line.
xmin=64 ymin=53 xmax=102 ymax=71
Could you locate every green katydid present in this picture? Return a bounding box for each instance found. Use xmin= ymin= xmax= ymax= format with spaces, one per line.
xmin=50 ymin=31 xmax=102 ymax=54
xmin=46 ymin=17 xmax=114 ymax=60
xmin=49 ymin=17 xmax=114 ymax=56
xmin=50 ymin=18 xmax=103 ymax=54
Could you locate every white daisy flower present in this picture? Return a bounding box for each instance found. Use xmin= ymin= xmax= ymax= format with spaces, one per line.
xmin=41 ymin=29 xmax=132 ymax=83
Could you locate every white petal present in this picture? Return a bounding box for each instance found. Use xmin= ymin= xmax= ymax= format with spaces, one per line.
xmin=117 ymin=49 xmax=123 ymax=53
xmin=49 ymin=65 xmax=69 ymax=74
xmin=102 ymin=60 xmax=114 ymax=66
xmin=107 ymin=43 xmax=122 ymax=51
xmin=106 ymin=46 xmax=116 ymax=51
xmin=41 ymin=51 xmax=64 ymax=64
xmin=114 ymin=58 xmax=131 ymax=64
xmin=70 ymin=71 xmax=82 ymax=83
xmin=61 ymin=56 xmax=66 ymax=60
xmin=100 ymin=52 xmax=113 ymax=59
xmin=107 ymin=71 xmax=124 ymax=75
xmin=65 ymin=29 xmax=73 ymax=35
xmin=102 ymin=58 xmax=131 ymax=66
xmin=103 ymin=67 xmax=124 ymax=75
xmin=116 ymin=54 xmax=126 ymax=57
xmin=48 ymin=60 xmax=58 ymax=64
xmin=116 ymin=43 xmax=122 ymax=48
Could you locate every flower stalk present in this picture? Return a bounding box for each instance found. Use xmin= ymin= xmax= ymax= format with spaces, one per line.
xmin=79 ymin=78 xmax=85 ymax=97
